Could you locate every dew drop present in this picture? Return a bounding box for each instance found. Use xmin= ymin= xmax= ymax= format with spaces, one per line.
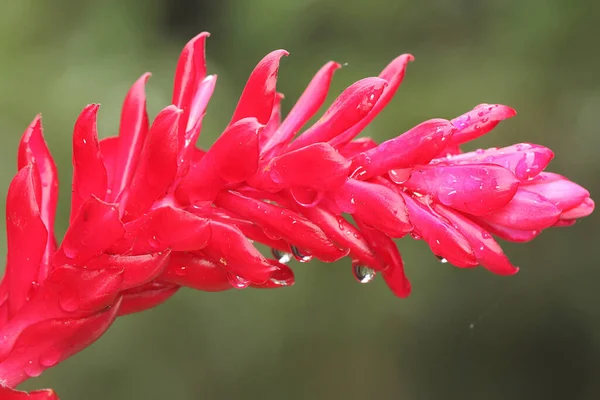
xmin=175 ymin=265 xmax=188 ymax=276
xmin=452 ymin=115 xmax=471 ymax=130
xmin=352 ymin=263 xmax=376 ymax=283
xmin=389 ymin=168 xmax=412 ymax=184
xmin=39 ymin=349 xmax=61 ymax=368
xmin=290 ymin=246 xmax=313 ymax=263
xmin=148 ymin=235 xmax=161 ymax=249
xmin=410 ymin=232 xmax=422 ymax=240
xmin=435 ymin=255 xmax=448 ymax=263
xmin=271 ymin=248 xmax=292 ymax=264
xmin=26 ymin=281 xmax=39 ymax=301
xmin=24 ymin=360 xmax=43 ymax=378
xmin=226 ymin=272 xmax=250 ymax=289
xmin=58 ymin=287 xmax=80 ymax=312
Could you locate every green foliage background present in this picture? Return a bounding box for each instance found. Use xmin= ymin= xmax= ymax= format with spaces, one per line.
xmin=1 ymin=0 xmax=598 ymax=398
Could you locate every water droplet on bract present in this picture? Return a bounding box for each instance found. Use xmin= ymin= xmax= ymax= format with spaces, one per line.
xmin=175 ymin=265 xmax=188 ymax=276
xmin=452 ymin=115 xmax=471 ymax=130
xmin=148 ymin=235 xmax=161 ymax=249
xmin=58 ymin=287 xmax=80 ymax=312
xmin=39 ymin=349 xmax=61 ymax=368
xmin=435 ymin=255 xmax=448 ymax=263
xmin=24 ymin=360 xmax=43 ymax=378
xmin=475 ymin=148 xmax=485 ymax=154
xmin=226 ymin=272 xmax=250 ymax=289
xmin=481 ymin=232 xmax=491 ymax=239
xmin=352 ymin=264 xmax=376 ymax=283
xmin=290 ymin=246 xmax=313 ymax=263
xmin=26 ymin=281 xmax=39 ymax=301
xmin=389 ymin=168 xmax=412 ymax=184
xmin=271 ymin=248 xmax=292 ymax=264
xmin=410 ymin=232 xmax=422 ymax=240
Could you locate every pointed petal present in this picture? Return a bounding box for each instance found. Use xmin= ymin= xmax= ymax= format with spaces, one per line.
xmin=99 ymin=137 xmax=119 ymax=201
xmin=160 ymin=252 xmax=232 ymax=291
xmin=260 ymin=92 xmax=284 ymax=150
xmin=355 ymin=219 xmax=411 ymax=298
xmin=330 ymin=54 xmax=414 ymax=148
xmin=403 ymin=164 xmax=520 ymax=216
xmin=216 ymin=191 xmax=347 ymax=262
xmin=261 ymin=61 xmax=341 ymax=156
xmin=251 ymin=261 xmax=295 ymax=289
xmin=109 ymin=73 xmax=150 ymax=202
xmin=523 ymin=172 xmax=591 ymax=211
xmin=433 ymin=204 xmax=518 ymax=276
xmin=559 ymin=197 xmax=594 ymax=220
xmin=287 ymin=77 xmax=387 ymax=152
xmin=473 ymin=219 xmax=541 ymax=243
xmin=401 ymin=192 xmax=477 ymax=267
xmin=481 ymin=189 xmax=560 ymax=230
xmin=449 ymin=104 xmax=516 ymax=146
xmin=203 ymin=221 xmax=277 ymax=283
xmin=123 ymin=106 xmax=181 ymax=220
xmin=333 ymin=179 xmax=412 ymax=237
xmin=229 ymin=50 xmax=288 ymax=126
xmin=70 ymin=104 xmax=108 ymax=222
xmin=118 ymin=283 xmax=179 ymax=316
xmin=434 ymin=143 xmax=554 ymax=181
xmin=54 ymin=197 xmax=124 ymax=267
xmin=110 ymin=206 xmax=210 ymax=255
xmin=350 ymin=119 xmax=456 ymax=180
xmin=5 ymin=165 xmax=48 ymax=317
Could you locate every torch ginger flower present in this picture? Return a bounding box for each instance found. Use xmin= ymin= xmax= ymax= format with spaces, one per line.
xmin=0 ymin=32 xmax=594 ymax=397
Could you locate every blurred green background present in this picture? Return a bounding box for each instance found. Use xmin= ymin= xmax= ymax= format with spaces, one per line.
xmin=1 ymin=0 xmax=599 ymax=398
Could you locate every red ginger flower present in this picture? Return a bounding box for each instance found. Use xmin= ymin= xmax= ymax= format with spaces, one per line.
xmin=0 ymin=32 xmax=594 ymax=397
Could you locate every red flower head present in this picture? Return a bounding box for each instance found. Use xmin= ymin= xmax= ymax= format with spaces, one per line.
xmin=0 ymin=32 xmax=593 ymax=397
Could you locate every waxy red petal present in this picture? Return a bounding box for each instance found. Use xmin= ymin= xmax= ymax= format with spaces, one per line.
xmin=333 ymin=179 xmax=412 ymax=238
xmin=202 ymin=221 xmax=277 ymax=283
xmin=433 ymin=143 xmax=554 ymax=181
xmin=0 ymin=298 xmax=120 ymax=387
xmin=559 ymin=197 xmax=594 ymax=220
xmin=286 ymin=77 xmax=387 ymax=152
xmin=449 ymin=104 xmax=516 ymax=146
xmin=350 ymin=119 xmax=456 ymax=180
xmin=330 ymin=54 xmax=414 ymax=148
xmin=433 ymin=204 xmax=518 ymax=276
xmin=261 ymin=61 xmax=341 ymax=156
xmin=70 ymin=104 xmax=108 ymax=222
xmin=110 ymin=206 xmax=210 ymax=255
xmin=473 ymin=219 xmax=541 ymax=243
xmin=118 ymin=283 xmax=179 ymax=316
xmin=523 ymin=172 xmax=591 ymax=211
xmin=18 ymin=116 xmax=58 ymax=283
xmin=229 ymin=50 xmax=288 ymax=126
xmin=177 ymin=118 xmax=262 ymax=204
xmin=5 ymin=165 xmax=48 ymax=318
xmin=99 ymin=137 xmax=119 ymax=200
xmin=160 ymin=252 xmax=232 ymax=292
xmin=401 ymin=192 xmax=477 ymax=267
xmin=123 ymin=105 xmax=181 ymax=220
xmin=355 ymin=219 xmax=411 ymax=298
xmin=215 ymin=191 xmax=348 ymax=262
xmin=54 ymin=197 xmax=124 ymax=267
xmin=481 ymin=189 xmax=560 ymax=230
xmin=251 ymin=261 xmax=295 ymax=289
xmin=402 ymin=164 xmax=520 ymax=216
xmin=0 ymin=387 xmax=59 ymax=400
xmin=109 ymin=73 xmax=150 ymax=202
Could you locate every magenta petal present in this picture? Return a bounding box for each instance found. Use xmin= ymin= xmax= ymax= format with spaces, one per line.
xmin=300 ymin=206 xmax=386 ymax=270
xmin=229 ymin=49 xmax=288 ymax=126
xmin=70 ymin=104 xmax=108 ymax=222
xmin=118 ymin=283 xmax=179 ymax=316
xmin=355 ymin=219 xmax=411 ymax=298
xmin=54 ymin=197 xmax=124 ymax=267
xmin=110 ymin=73 xmax=150 ymax=202
xmin=160 ymin=252 xmax=232 ymax=292
xmin=403 ymin=164 xmax=520 ymax=216
xmin=474 ymin=219 xmax=542 ymax=243
xmin=433 ymin=204 xmax=518 ymax=276
xmin=0 ymin=298 xmax=120 ymax=388
xmin=523 ymin=172 xmax=591 ymax=211
xmin=5 ymin=165 xmax=48 ymax=318
xmin=203 ymin=221 xmax=277 ymax=283
xmin=434 ymin=143 xmax=554 ymax=181
xmin=560 ymin=197 xmax=594 ymax=220
xmin=215 ymin=191 xmax=347 ymax=262
xmin=350 ymin=119 xmax=456 ymax=180
xmin=449 ymin=103 xmax=517 ymax=146
xmin=330 ymin=54 xmax=414 ymax=148
xmin=123 ymin=105 xmax=181 ymax=220
xmin=481 ymin=189 xmax=560 ymax=230
xmin=261 ymin=61 xmax=341 ymax=156
xmin=287 ymin=77 xmax=388 ymax=152
xmin=85 ymin=252 xmax=171 ymax=291
xmin=401 ymin=192 xmax=477 ymax=267
xmin=334 ymin=179 xmax=412 ymax=238
xmin=268 ymin=143 xmax=351 ymax=191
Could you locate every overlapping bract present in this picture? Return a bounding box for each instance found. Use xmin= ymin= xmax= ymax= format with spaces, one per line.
xmin=0 ymin=32 xmax=593 ymax=397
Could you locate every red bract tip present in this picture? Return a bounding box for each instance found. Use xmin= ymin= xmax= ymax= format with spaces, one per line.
xmin=0 ymin=32 xmax=594 ymax=396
